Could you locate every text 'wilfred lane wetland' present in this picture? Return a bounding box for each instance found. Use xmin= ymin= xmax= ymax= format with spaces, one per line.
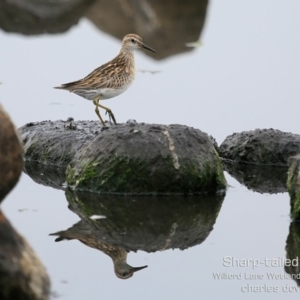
xmin=213 ymin=273 xmax=300 ymax=280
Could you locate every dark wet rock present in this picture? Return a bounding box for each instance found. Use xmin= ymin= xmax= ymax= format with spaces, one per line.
xmin=285 ymin=222 xmax=300 ymax=285
xmin=20 ymin=120 xmax=226 ymax=194
xmin=66 ymin=123 xmax=226 ymax=194
xmin=223 ymin=160 xmax=288 ymax=194
xmin=0 ymin=104 xmax=23 ymax=202
xmin=219 ymin=129 xmax=300 ymax=166
xmin=0 ymin=106 xmax=50 ymax=298
xmin=23 ymin=161 xmax=66 ymax=191
xmin=86 ymin=0 xmax=208 ymax=60
xmin=0 ymin=0 xmax=95 ymax=35
xmin=287 ymin=155 xmax=300 ymax=220
xmin=0 ymin=210 xmax=50 ymax=300
xmin=52 ymin=189 xmax=225 ymax=253
xmin=19 ymin=119 xmax=101 ymax=167
xmin=0 ymin=0 xmax=208 ymax=60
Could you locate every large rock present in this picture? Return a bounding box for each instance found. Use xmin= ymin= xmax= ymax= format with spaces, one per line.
xmin=0 ymin=104 xmax=23 ymax=202
xmin=219 ymin=129 xmax=300 ymax=166
xmin=19 ymin=120 xmax=226 ymax=194
xmin=66 ymin=122 xmax=226 ymax=193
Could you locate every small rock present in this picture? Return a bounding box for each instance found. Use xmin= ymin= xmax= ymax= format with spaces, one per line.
xmin=219 ymin=128 xmax=300 ymax=166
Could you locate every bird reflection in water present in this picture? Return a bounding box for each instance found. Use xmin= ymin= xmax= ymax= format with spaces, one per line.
xmin=50 ymin=221 xmax=147 ymax=279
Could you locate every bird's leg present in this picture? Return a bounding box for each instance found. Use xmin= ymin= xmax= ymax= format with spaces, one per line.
xmin=96 ymin=102 xmax=117 ymax=125
xmin=106 ymin=110 xmax=112 ymax=124
xmin=93 ymin=97 xmax=105 ymax=126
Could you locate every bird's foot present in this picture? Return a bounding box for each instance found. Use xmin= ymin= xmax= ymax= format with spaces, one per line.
xmin=105 ymin=110 xmax=117 ymax=125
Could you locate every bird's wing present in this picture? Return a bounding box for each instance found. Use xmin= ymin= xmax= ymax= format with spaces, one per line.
xmin=56 ymin=56 xmax=129 ymax=91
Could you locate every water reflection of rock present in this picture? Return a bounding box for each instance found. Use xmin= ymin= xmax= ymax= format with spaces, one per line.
xmin=0 ymin=0 xmax=208 ymax=60
xmin=23 ymin=161 xmax=66 ymax=191
xmin=285 ymin=222 xmax=300 ymax=285
xmin=222 ymin=160 xmax=287 ymax=194
xmin=50 ymin=189 xmax=224 ymax=278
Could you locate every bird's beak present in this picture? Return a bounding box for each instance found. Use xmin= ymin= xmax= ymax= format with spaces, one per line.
xmin=133 ymin=265 xmax=148 ymax=272
xmin=141 ymin=43 xmax=156 ymax=53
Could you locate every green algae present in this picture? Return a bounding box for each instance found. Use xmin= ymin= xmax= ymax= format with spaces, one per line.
xmin=287 ymin=157 xmax=300 ymax=220
xmin=66 ymin=153 xmax=226 ymax=194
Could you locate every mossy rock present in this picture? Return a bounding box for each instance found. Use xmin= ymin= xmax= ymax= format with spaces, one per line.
xmin=66 ymin=123 xmax=226 ymax=194
xmin=287 ymin=155 xmax=300 ymax=220
xmin=285 ymin=222 xmax=300 ymax=285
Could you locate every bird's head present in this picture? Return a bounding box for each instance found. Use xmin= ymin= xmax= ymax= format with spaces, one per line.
xmin=115 ymin=263 xmax=148 ymax=279
xmin=122 ymin=34 xmax=156 ymax=53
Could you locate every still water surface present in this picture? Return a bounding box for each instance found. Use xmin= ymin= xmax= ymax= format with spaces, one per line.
xmin=1 ymin=0 xmax=300 ymax=299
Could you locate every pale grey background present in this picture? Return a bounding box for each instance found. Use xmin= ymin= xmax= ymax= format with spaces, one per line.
xmin=1 ymin=0 xmax=299 ymax=299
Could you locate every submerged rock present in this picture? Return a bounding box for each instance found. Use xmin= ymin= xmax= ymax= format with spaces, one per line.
xmin=219 ymin=129 xmax=300 ymax=166
xmin=20 ymin=120 xmax=226 ymax=194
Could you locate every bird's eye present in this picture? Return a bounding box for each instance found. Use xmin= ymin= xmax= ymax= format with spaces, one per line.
xmin=131 ymin=39 xmax=136 ymax=43
xmin=122 ymin=272 xmax=128 ymax=277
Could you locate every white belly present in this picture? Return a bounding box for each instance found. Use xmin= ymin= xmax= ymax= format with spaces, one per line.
xmin=100 ymin=84 xmax=132 ymax=100
xmin=75 ymin=82 xmax=133 ymax=101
